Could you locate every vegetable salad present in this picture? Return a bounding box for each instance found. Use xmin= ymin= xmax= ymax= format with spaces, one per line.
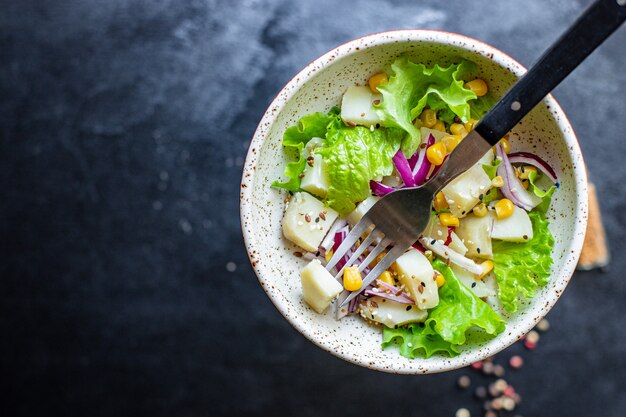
xmin=273 ymin=56 xmax=557 ymax=358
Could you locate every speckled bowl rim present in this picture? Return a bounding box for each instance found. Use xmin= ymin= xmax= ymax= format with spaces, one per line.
xmin=240 ymin=29 xmax=588 ymax=374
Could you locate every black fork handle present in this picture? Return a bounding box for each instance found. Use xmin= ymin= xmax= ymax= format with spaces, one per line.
xmin=475 ymin=0 xmax=626 ymax=145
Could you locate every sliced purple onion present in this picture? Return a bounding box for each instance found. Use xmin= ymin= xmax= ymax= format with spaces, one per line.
xmin=496 ymin=144 xmax=541 ymax=211
xmin=393 ymin=149 xmax=415 ymax=187
xmin=508 ymin=151 xmax=558 ymax=183
xmin=412 ymin=134 xmax=435 ymax=185
xmin=319 ymin=218 xmax=347 ymax=254
xmin=370 ymin=180 xmax=394 ymax=196
xmin=364 ymin=289 xmax=414 ymax=304
xmin=375 ymin=279 xmax=402 ymax=294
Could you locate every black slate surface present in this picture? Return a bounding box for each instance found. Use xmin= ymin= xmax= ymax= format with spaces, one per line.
xmin=2 ymin=1 xmax=625 ymax=416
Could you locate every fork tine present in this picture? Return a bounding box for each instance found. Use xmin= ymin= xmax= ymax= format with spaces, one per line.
xmin=334 ymin=228 xmax=381 ymax=279
xmin=325 ymin=217 xmax=373 ymax=271
xmin=356 ymin=236 xmax=390 ymax=273
xmin=339 ymin=242 xmax=411 ymax=307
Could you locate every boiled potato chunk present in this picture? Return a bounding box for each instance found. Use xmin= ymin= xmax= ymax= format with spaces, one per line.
xmin=455 ymin=214 xmax=492 ymax=259
xmin=346 ymin=196 xmax=379 ymax=226
xmin=300 ymin=153 xmax=330 ymax=198
xmin=452 ymin=265 xmax=495 ymax=298
xmin=491 ymin=205 xmax=534 ymax=242
xmin=282 ymin=192 xmax=339 ymax=252
xmin=360 ymin=296 xmax=427 ymax=327
xmin=300 ymin=259 xmax=343 ymax=314
xmin=442 ymin=150 xmax=494 ymax=218
xmin=341 ymin=86 xmax=382 ymax=127
xmin=393 ymin=249 xmax=438 ymax=310
xmin=420 ymin=127 xmax=448 ymax=143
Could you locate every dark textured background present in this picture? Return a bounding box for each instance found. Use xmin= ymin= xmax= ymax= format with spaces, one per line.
xmin=1 ymin=0 xmax=625 ymax=416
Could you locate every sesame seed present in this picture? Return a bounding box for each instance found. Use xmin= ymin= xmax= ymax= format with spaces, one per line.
xmin=297 ymin=221 xmax=304 ymax=226
xmin=471 ymin=282 xmax=477 ymax=288
xmin=536 ymin=318 xmax=550 ymax=332
xmin=457 ymin=375 xmax=471 ymax=389
xmin=474 ymin=386 xmax=487 ymax=399
xmin=407 ymin=342 xmax=413 ymax=347
xmin=406 ymin=305 xmax=412 ymax=311
xmin=526 ymin=330 xmax=540 ymax=344
xmin=305 ymin=214 xmax=311 ymax=222
xmin=502 ymin=397 xmax=516 ymax=411
xmin=509 ymin=355 xmax=524 ymax=369
xmin=455 ymin=408 xmax=470 ymax=417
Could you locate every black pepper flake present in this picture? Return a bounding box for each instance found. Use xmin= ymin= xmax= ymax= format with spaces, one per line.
xmin=472 ymin=282 xmax=477 ymax=288
xmin=462 ymin=210 xmax=466 ymax=215
xmin=523 ymin=234 xmax=529 ymax=240
xmin=406 ymin=305 xmax=412 ymax=311
xmin=477 ymin=247 xmax=481 ymax=254
xmin=315 ymin=251 xmax=320 ymax=257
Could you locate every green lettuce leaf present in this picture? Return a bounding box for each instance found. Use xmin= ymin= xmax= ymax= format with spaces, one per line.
xmin=492 ymin=208 xmax=555 ymax=313
xmin=375 ymin=57 xmax=478 ymax=157
xmin=482 ymin=159 xmax=501 ymax=180
xmin=382 ymin=323 xmax=458 ymax=359
xmin=318 ymin=125 xmax=404 ymax=215
xmin=527 ymin=170 xmax=556 ymax=214
xmin=425 ymin=259 xmax=506 ymax=346
xmin=469 ymin=94 xmax=496 ymax=120
xmin=382 ymin=259 xmax=505 ymax=358
xmin=271 ymin=109 xmax=339 ymax=192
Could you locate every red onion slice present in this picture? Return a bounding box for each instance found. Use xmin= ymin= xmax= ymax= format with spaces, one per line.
xmin=393 ymin=149 xmax=415 ymax=187
xmin=508 ymin=151 xmax=558 ymax=184
xmin=496 ymin=144 xmax=541 ymax=211
xmin=370 ymin=180 xmax=394 ymax=196
xmin=412 ymin=134 xmax=435 ymax=185
xmin=364 ymin=289 xmax=415 ymax=304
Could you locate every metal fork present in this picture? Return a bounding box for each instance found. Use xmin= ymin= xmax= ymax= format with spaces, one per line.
xmin=326 ymin=134 xmax=492 ymax=307
xmin=327 ymin=0 xmax=626 ymax=308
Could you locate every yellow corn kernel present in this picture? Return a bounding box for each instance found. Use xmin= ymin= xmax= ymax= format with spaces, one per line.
xmin=426 ymin=142 xmax=447 ymax=165
xmin=368 ymin=72 xmax=388 ymax=93
xmin=473 ymin=203 xmax=488 ymax=217
xmin=432 ymin=120 xmax=446 ymax=132
xmin=492 ymin=175 xmax=504 ymax=188
xmin=325 ymin=249 xmax=334 ymax=262
xmin=433 ymin=191 xmax=449 ymax=212
xmin=476 ymin=260 xmax=494 ymax=279
xmin=439 ymin=212 xmax=460 ymax=227
xmin=499 ymin=137 xmax=510 ymax=154
xmin=441 ymin=135 xmax=461 ymax=153
xmin=420 ymin=108 xmax=437 ymax=128
xmin=495 ymin=198 xmax=515 ymax=219
xmin=517 ymin=165 xmax=538 ymax=180
xmin=436 ymin=273 xmax=446 ymax=288
xmin=450 ymin=123 xmax=468 ymax=138
xmin=378 ymin=270 xmax=395 ymax=287
xmin=343 ymin=266 xmax=363 ymax=291
xmin=370 ymin=251 xmax=386 ymax=268
xmin=465 ymin=79 xmax=488 ymax=97
xmin=464 ymin=118 xmax=478 ymax=132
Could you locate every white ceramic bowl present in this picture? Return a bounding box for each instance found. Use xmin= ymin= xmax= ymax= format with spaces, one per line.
xmin=240 ymin=30 xmax=587 ymax=374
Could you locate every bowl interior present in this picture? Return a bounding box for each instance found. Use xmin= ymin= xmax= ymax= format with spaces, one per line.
xmin=241 ymin=31 xmax=587 ymax=373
